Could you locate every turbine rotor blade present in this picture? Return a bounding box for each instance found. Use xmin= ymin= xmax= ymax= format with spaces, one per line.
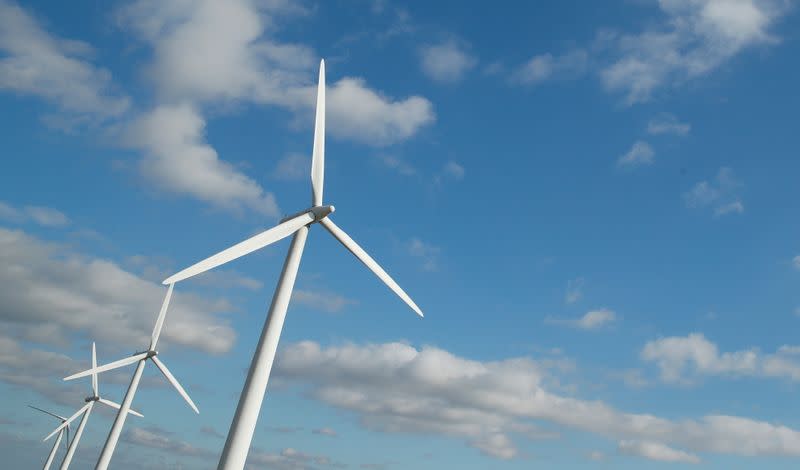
xmin=162 ymin=211 xmax=315 ymax=285
xmin=319 ymin=217 xmax=423 ymax=317
xmin=64 ymin=426 xmax=69 ymax=451
xmin=43 ymin=403 xmax=89 ymax=441
xmin=91 ymin=341 xmax=98 ymax=397
xmin=63 ymin=353 xmax=148 ymax=381
xmin=98 ymin=398 xmax=144 ymax=418
xmin=150 ymin=283 xmax=174 ymax=350
xmin=311 ymin=59 xmax=326 ymax=206
xmin=150 ymin=356 xmax=199 ymax=414
xmin=27 ymin=405 xmax=67 ymax=422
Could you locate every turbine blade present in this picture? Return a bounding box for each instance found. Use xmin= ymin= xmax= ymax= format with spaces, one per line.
xmin=149 ymin=283 xmax=174 ymax=350
xmin=319 ymin=218 xmax=423 ymax=317
xmin=43 ymin=403 xmax=89 ymax=441
xmin=98 ymin=398 xmax=144 ymax=418
xmin=91 ymin=341 xmax=98 ymax=397
xmin=311 ymin=59 xmax=325 ymax=206
xmin=63 ymin=353 xmax=148 ymax=381
xmin=64 ymin=426 xmax=69 ymax=451
xmin=162 ymin=211 xmax=315 ymax=285
xmin=27 ymin=405 xmax=67 ymax=422
xmin=151 ymin=356 xmax=199 ymax=414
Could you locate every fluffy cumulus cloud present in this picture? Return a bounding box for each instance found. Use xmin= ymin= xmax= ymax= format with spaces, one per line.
xmin=118 ymin=0 xmax=434 ymax=146
xmin=129 ymin=104 xmax=280 ymax=216
xmin=514 ymin=49 xmax=588 ymax=85
xmin=274 ymin=340 xmax=800 ymax=461
xmin=546 ymin=309 xmax=617 ymax=330
xmin=684 ymin=167 xmax=744 ymax=216
xmin=617 ymin=141 xmax=655 ymax=168
xmin=0 ymin=0 xmax=130 ymax=121
xmin=619 ymin=439 xmax=701 ymax=463
xmin=641 ymin=333 xmax=800 ymax=383
xmin=0 ymin=225 xmax=236 ymax=354
xmin=419 ymin=40 xmax=477 ymax=83
xmin=601 ymin=0 xmax=787 ymax=103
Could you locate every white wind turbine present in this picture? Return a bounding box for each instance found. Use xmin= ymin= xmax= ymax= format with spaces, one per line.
xmin=62 ymin=283 xmax=198 ymax=470
xmin=29 ymin=405 xmax=70 ymax=470
xmin=45 ymin=343 xmax=143 ymax=470
xmin=161 ymin=59 xmax=424 ymax=470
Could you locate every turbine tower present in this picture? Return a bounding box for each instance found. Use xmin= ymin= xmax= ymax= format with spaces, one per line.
xmin=45 ymin=343 xmax=143 ymax=470
xmin=161 ymin=59 xmax=423 ymax=470
xmin=29 ymin=405 xmax=69 ymax=470
xmin=62 ymin=283 xmax=198 ymax=470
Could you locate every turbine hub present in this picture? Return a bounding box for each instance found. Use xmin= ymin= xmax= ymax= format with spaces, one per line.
xmin=85 ymin=396 xmax=99 ymax=402
xmin=310 ymin=204 xmax=334 ymax=222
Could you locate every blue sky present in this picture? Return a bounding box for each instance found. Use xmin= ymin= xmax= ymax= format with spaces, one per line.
xmin=1 ymin=0 xmax=800 ymax=468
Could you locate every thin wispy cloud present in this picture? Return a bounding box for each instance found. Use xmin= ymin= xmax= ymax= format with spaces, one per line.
xmin=546 ymin=308 xmax=617 ymax=330
xmin=565 ymin=277 xmax=584 ymax=305
xmin=618 ymin=439 xmax=700 ymax=464
xmin=514 ymin=49 xmax=588 ymax=86
xmin=617 ymin=141 xmax=655 ymax=168
xmin=684 ymin=167 xmax=744 ymax=217
xmin=647 ymin=113 xmax=691 ymax=136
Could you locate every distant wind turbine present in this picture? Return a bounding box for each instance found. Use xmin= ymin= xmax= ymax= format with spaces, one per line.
xmin=29 ymin=405 xmax=69 ymax=470
xmin=46 ymin=342 xmax=143 ymax=470
xmin=62 ymin=283 xmax=198 ymax=470
xmin=161 ymin=59 xmax=424 ymax=470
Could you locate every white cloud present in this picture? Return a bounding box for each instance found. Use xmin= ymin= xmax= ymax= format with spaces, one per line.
xmin=129 ymin=104 xmax=280 ymax=217
xmin=0 ymin=201 xmax=69 ymax=227
xmin=684 ymin=167 xmax=744 ymax=217
xmin=514 ymin=49 xmax=588 ymax=85
xmin=275 ymin=340 xmax=800 ymax=460
xmin=118 ymin=0 xmax=434 ymax=146
xmin=292 ymin=289 xmax=356 ymax=314
xmin=125 ymin=427 xmax=212 ymax=458
xmin=547 ymin=309 xmax=617 ymax=330
xmin=311 ymin=427 xmax=337 ymax=437
xmin=0 ymin=0 xmax=130 ymax=120
xmin=324 ymin=78 xmax=435 ymax=146
xmin=601 ymin=0 xmax=786 ymax=103
xmin=565 ymin=277 xmax=584 ymax=304
xmin=247 ymin=445 xmax=345 ymax=469
xmin=379 ymin=154 xmax=417 ymax=176
xmin=419 ymin=40 xmax=477 ymax=83
xmin=641 ymin=333 xmax=800 ymax=383
xmin=407 ymin=237 xmax=441 ymax=272
xmin=792 ymin=255 xmax=800 ymax=271
xmin=617 ymin=141 xmax=655 ymax=168
xmin=0 ymin=226 xmax=236 ymax=354
xmin=442 ymin=161 xmax=465 ymax=180
xmin=619 ymin=440 xmax=700 ymax=464
xmin=647 ymin=113 xmax=691 ymax=136
xmin=273 ymin=153 xmax=310 ymax=181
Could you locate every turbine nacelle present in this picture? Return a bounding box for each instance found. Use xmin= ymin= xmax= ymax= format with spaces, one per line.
xmin=280 ymin=205 xmax=335 ymax=224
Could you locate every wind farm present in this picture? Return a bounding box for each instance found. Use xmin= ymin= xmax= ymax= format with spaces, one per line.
xmin=5 ymin=1 xmax=800 ymax=469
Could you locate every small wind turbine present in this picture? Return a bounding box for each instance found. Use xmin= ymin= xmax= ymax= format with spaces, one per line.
xmin=62 ymin=283 xmax=198 ymax=470
xmin=162 ymin=59 xmax=423 ymax=470
xmin=45 ymin=342 xmax=143 ymax=470
xmin=29 ymin=405 xmax=69 ymax=470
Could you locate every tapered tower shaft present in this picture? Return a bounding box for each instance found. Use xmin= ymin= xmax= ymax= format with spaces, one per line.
xmin=43 ymin=430 xmax=63 ymax=470
xmin=217 ymin=226 xmax=309 ymax=470
xmin=59 ymin=402 xmax=92 ymax=470
xmin=95 ymin=359 xmax=147 ymax=470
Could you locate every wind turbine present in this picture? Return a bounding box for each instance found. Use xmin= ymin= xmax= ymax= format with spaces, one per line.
xmin=62 ymin=283 xmax=198 ymax=470
xmin=29 ymin=405 xmax=69 ymax=470
xmin=45 ymin=342 xmax=143 ymax=470
xmin=161 ymin=59 xmax=424 ymax=470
